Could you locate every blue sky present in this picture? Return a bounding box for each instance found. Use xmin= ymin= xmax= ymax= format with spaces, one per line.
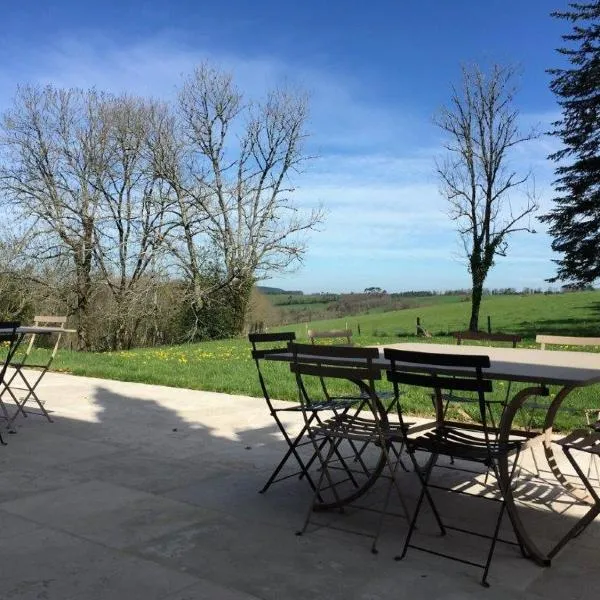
xmin=0 ymin=1 xmax=571 ymax=293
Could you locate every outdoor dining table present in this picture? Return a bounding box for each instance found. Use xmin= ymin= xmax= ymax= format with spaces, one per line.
xmin=267 ymin=341 xmax=600 ymax=566
xmin=0 ymin=325 xmax=76 ymax=428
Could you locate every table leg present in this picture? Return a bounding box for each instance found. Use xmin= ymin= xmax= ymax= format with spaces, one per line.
xmin=0 ymin=332 xmax=27 ymax=431
xmin=498 ymin=385 xmax=552 ymax=567
xmin=543 ymin=385 xmax=595 ymax=503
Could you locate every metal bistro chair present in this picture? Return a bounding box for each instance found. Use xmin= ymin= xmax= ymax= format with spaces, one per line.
xmin=291 ymin=341 xmax=410 ymax=553
xmin=548 ymin=430 xmax=600 ymax=559
xmin=309 ymin=329 xmax=406 ymax=469
xmin=0 ymin=322 xmax=21 ymax=441
xmin=520 ymin=335 xmax=600 ymax=479
xmin=443 ymin=330 xmax=522 ymax=426
xmin=249 ymin=332 xmax=360 ymax=495
xmin=249 ymin=332 xmax=317 ymax=493
xmin=307 ymin=329 xmax=361 ymax=402
xmin=1 ymin=316 xmax=68 ymax=424
xmin=536 ymin=335 xmax=600 ymax=430
xmin=309 ymin=328 xmax=400 ymax=419
xmin=385 ymin=348 xmax=527 ymax=587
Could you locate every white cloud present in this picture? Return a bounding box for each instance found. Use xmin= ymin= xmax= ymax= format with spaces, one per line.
xmin=0 ymin=34 xmax=560 ymax=291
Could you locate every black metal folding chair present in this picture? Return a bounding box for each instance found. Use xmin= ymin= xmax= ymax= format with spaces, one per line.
xmin=518 ymin=335 xmax=600 ymax=480
xmin=548 ymin=430 xmax=600 ymax=559
xmin=442 ymin=331 xmax=522 ymax=426
xmin=291 ymin=342 xmax=410 ymax=553
xmin=0 ymin=322 xmax=21 ymax=441
xmin=250 ymin=332 xmax=317 ymax=493
xmin=250 ymin=332 xmax=363 ymax=495
xmin=1 ymin=316 xmax=67 ymax=424
xmin=385 ymin=347 xmax=528 ymax=587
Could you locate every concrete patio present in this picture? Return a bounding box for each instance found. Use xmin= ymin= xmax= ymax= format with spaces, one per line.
xmin=0 ymin=371 xmax=599 ymax=600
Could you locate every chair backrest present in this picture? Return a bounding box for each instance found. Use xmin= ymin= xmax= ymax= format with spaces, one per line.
xmin=536 ymin=334 xmax=600 ymax=351
xmin=384 ymin=347 xmax=492 ymax=430
xmin=248 ymin=331 xmax=296 ymax=360
xmin=26 ymin=315 xmax=68 ymax=358
xmin=289 ymin=341 xmax=380 ymax=381
xmin=452 ymin=330 xmax=522 ymax=348
xmin=307 ymin=328 xmax=353 ymax=346
xmin=248 ymin=332 xmax=296 ymax=408
xmin=289 ymin=342 xmax=381 ymax=407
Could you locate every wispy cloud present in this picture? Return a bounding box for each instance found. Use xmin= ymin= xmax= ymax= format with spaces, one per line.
xmin=0 ymin=34 xmax=558 ymax=291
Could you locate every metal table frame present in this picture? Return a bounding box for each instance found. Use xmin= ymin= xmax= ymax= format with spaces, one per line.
xmin=0 ymin=326 xmax=76 ymax=429
xmin=267 ymin=342 xmax=600 ymax=566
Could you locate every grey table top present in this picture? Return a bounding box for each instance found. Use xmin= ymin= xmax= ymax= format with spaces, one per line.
xmin=268 ymin=342 xmax=600 ymax=387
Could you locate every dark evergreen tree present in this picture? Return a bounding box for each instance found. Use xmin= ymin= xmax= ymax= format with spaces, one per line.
xmin=541 ymin=2 xmax=600 ymax=283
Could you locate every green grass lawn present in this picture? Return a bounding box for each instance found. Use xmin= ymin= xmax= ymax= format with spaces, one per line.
xmin=281 ymin=290 xmax=600 ymax=338
xmin=14 ymin=290 xmax=600 ymax=431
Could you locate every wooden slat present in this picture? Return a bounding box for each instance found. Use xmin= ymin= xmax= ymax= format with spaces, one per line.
xmin=308 ymin=328 xmax=352 ymax=340
xmin=453 ymin=330 xmax=521 ymax=345
xmin=34 ymin=315 xmax=67 ymax=325
xmin=384 ymin=347 xmax=490 ymax=369
xmin=290 ymin=342 xmax=378 ymax=359
xmin=386 ymin=369 xmax=492 ymax=392
xmin=536 ymin=335 xmax=600 ymax=349
xmin=290 ymin=362 xmax=381 ymax=381
xmin=557 ymin=430 xmax=600 ymax=455
xmin=248 ymin=331 xmax=295 ymax=343
xmin=251 ymin=346 xmax=291 ymax=359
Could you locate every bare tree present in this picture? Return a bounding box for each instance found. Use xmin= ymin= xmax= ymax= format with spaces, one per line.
xmin=435 ymin=64 xmax=538 ymax=331
xmin=0 ymin=86 xmax=108 ymax=349
xmin=0 ymin=64 xmax=322 ymax=347
xmin=91 ymin=97 xmax=170 ymax=349
xmin=158 ymin=64 xmax=323 ymax=336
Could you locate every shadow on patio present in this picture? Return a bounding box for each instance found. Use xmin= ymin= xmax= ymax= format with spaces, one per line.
xmin=0 ymin=372 xmax=599 ymax=600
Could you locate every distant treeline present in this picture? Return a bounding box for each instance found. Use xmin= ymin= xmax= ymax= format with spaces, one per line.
xmin=259 ymin=286 xmax=590 ymax=298
xmin=257 ymin=286 xmax=304 ymax=295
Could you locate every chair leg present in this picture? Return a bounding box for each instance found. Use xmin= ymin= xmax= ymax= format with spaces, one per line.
xmin=396 ymin=452 xmax=445 ymax=562
xmin=260 ymin=415 xmax=317 ymax=494
xmin=481 ymin=499 xmax=507 ymax=587
xmin=0 ymin=375 xmax=22 ymax=425
xmin=297 ymin=435 xmax=344 ymax=536
xmin=371 ymin=447 xmax=406 ymax=554
xmin=11 ymin=368 xmax=53 ymax=423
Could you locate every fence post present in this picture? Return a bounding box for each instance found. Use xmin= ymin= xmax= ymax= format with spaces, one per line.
xmin=357 ymin=323 xmax=361 ymax=335
xmin=487 ymin=315 xmax=492 ymax=334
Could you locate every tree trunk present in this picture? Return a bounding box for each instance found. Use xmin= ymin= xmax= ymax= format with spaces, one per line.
xmin=75 ymin=217 xmax=95 ymax=351
xmin=469 ymin=281 xmax=483 ymax=331
xmin=228 ymin=277 xmax=254 ymax=335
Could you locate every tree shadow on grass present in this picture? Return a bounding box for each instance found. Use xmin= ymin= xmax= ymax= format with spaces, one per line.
xmin=514 ymin=301 xmax=600 ymax=338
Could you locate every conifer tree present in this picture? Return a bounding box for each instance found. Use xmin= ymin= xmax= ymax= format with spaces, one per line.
xmin=541 ymin=2 xmax=600 ymax=284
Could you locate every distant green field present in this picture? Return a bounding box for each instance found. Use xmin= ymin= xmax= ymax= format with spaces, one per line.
xmin=279 ymin=290 xmax=600 ymax=340
xmin=18 ymin=289 xmax=600 ymax=431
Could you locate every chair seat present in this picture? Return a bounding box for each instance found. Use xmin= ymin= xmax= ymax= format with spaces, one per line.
xmin=311 ymin=413 xmax=411 ymax=443
xmin=557 ymin=429 xmax=600 ymax=455
xmin=409 ymin=427 xmax=522 ymax=463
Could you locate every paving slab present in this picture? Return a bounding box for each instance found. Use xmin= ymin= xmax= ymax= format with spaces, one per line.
xmin=0 ymin=370 xmax=598 ymax=600
xmin=0 ymin=480 xmax=217 ymax=550
xmin=161 ymin=579 xmax=265 ymax=600
xmin=0 ymin=525 xmax=198 ymax=600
